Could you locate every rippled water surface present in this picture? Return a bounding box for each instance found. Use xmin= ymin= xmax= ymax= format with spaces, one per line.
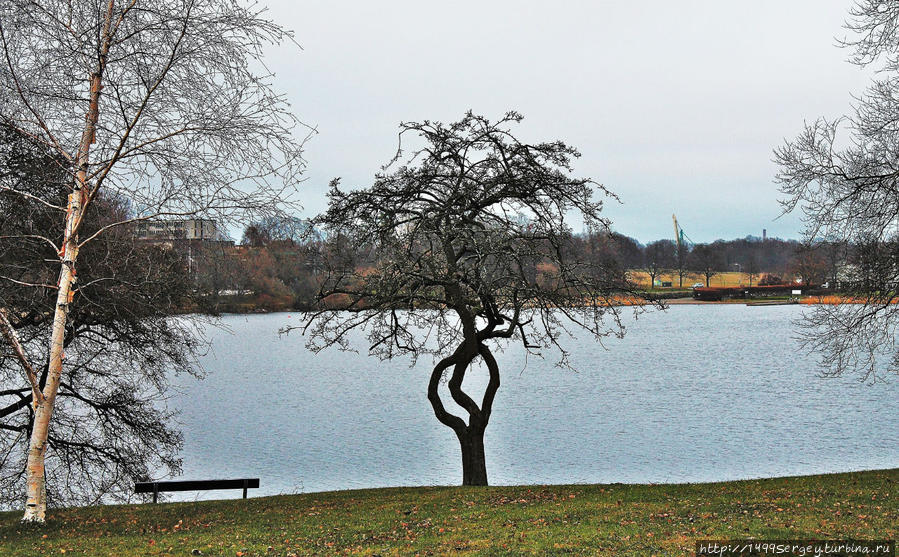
xmin=167 ymin=305 xmax=898 ymax=499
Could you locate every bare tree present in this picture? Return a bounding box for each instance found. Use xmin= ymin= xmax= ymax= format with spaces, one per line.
xmin=822 ymin=239 xmax=849 ymax=288
xmin=792 ymin=243 xmax=828 ymax=287
xmin=0 ymin=124 xmax=205 ymax=509
xmin=745 ymin=254 xmax=759 ymax=288
xmin=0 ymin=0 xmax=305 ymax=522
xmin=296 ymin=112 xmax=650 ymax=486
xmin=688 ymin=244 xmax=722 ymax=287
xmin=579 ymin=231 xmax=637 ymax=280
xmin=241 ymin=215 xmax=313 ymax=247
xmin=641 ymin=240 xmax=676 ymax=289
xmin=674 ymin=243 xmax=693 ymax=288
xmin=775 ymin=1 xmax=899 ymax=381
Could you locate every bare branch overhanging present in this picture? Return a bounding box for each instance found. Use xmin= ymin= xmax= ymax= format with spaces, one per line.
xmin=776 ymin=2 xmax=899 ymax=381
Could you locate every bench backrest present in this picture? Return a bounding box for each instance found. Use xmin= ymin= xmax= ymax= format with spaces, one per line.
xmin=135 ymin=478 xmax=259 ymax=493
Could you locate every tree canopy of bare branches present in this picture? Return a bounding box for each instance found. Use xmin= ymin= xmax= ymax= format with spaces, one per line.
xmin=0 ymin=0 xmax=306 ymax=522
xmin=641 ymin=239 xmax=676 ymax=288
xmin=775 ymin=1 xmax=899 ymax=382
xmin=298 ymin=112 xmax=649 ymax=486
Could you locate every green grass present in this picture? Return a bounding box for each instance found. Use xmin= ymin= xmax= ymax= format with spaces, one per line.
xmin=1 ymin=469 xmax=896 ymax=556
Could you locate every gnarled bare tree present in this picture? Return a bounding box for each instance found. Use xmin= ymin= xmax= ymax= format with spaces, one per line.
xmin=0 ymin=0 xmax=305 ymax=522
xmin=775 ymin=1 xmax=899 ymax=382
xmin=298 ymin=112 xmax=649 ymax=486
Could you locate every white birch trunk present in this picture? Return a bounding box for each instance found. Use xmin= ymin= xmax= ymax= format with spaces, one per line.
xmin=21 ymin=0 xmax=115 ymax=523
xmin=22 ymin=187 xmax=81 ymax=523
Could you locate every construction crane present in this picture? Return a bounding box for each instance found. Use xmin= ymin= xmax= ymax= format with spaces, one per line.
xmin=671 ymin=214 xmax=698 ymax=288
xmin=672 ymin=214 xmax=681 ymax=255
xmin=672 ymin=214 xmax=694 ymax=255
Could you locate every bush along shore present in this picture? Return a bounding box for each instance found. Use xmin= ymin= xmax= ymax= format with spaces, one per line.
xmin=0 ymin=469 xmax=895 ymax=556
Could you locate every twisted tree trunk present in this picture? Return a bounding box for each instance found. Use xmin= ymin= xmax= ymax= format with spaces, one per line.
xmin=427 ymin=340 xmax=500 ymax=486
xmin=458 ymin=425 xmax=488 ymax=486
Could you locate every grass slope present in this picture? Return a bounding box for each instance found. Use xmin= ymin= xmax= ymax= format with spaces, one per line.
xmin=1 ymin=469 xmax=895 ymax=556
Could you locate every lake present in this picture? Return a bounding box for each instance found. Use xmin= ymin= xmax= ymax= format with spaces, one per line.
xmin=167 ymin=305 xmax=898 ymax=500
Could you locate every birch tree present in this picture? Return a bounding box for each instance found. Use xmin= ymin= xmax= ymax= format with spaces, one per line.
xmin=299 ymin=112 xmax=650 ymax=486
xmin=0 ymin=0 xmax=305 ymax=522
xmin=0 ymin=123 xmax=205 ymax=510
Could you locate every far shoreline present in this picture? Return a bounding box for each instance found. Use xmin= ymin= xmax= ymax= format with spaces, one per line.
xmin=201 ymin=296 xmax=863 ymax=315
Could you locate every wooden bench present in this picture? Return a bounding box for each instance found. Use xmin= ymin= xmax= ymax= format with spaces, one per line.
xmin=135 ymin=478 xmax=259 ymax=503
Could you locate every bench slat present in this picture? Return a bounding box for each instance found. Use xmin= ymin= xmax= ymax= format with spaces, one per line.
xmin=135 ymin=478 xmax=259 ymax=494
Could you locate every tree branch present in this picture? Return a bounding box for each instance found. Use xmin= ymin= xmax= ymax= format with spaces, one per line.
xmin=0 ymin=309 xmax=45 ymax=406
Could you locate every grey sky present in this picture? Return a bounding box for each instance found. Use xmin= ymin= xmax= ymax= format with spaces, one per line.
xmin=261 ymin=0 xmax=869 ymax=244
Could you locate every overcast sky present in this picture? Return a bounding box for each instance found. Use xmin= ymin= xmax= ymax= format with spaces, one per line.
xmin=260 ymin=0 xmax=870 ymax=244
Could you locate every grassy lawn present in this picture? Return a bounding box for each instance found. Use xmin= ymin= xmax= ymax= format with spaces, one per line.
xmin=0 ymin=469 xmax=895 ymax=556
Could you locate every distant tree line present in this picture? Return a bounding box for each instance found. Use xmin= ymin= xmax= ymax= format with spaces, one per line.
xmin=179 ymin=222 xmax=871 ymax=312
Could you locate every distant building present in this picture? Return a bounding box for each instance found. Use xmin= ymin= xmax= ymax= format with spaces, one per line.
xmin=134 ymin=218 xmax=228 ymax=242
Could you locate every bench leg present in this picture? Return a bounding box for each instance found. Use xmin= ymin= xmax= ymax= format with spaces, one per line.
xmin=153 ymin=483 xmax=158 ymax=504
xmin=242 ymin=479 xmax=248 ymax=499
